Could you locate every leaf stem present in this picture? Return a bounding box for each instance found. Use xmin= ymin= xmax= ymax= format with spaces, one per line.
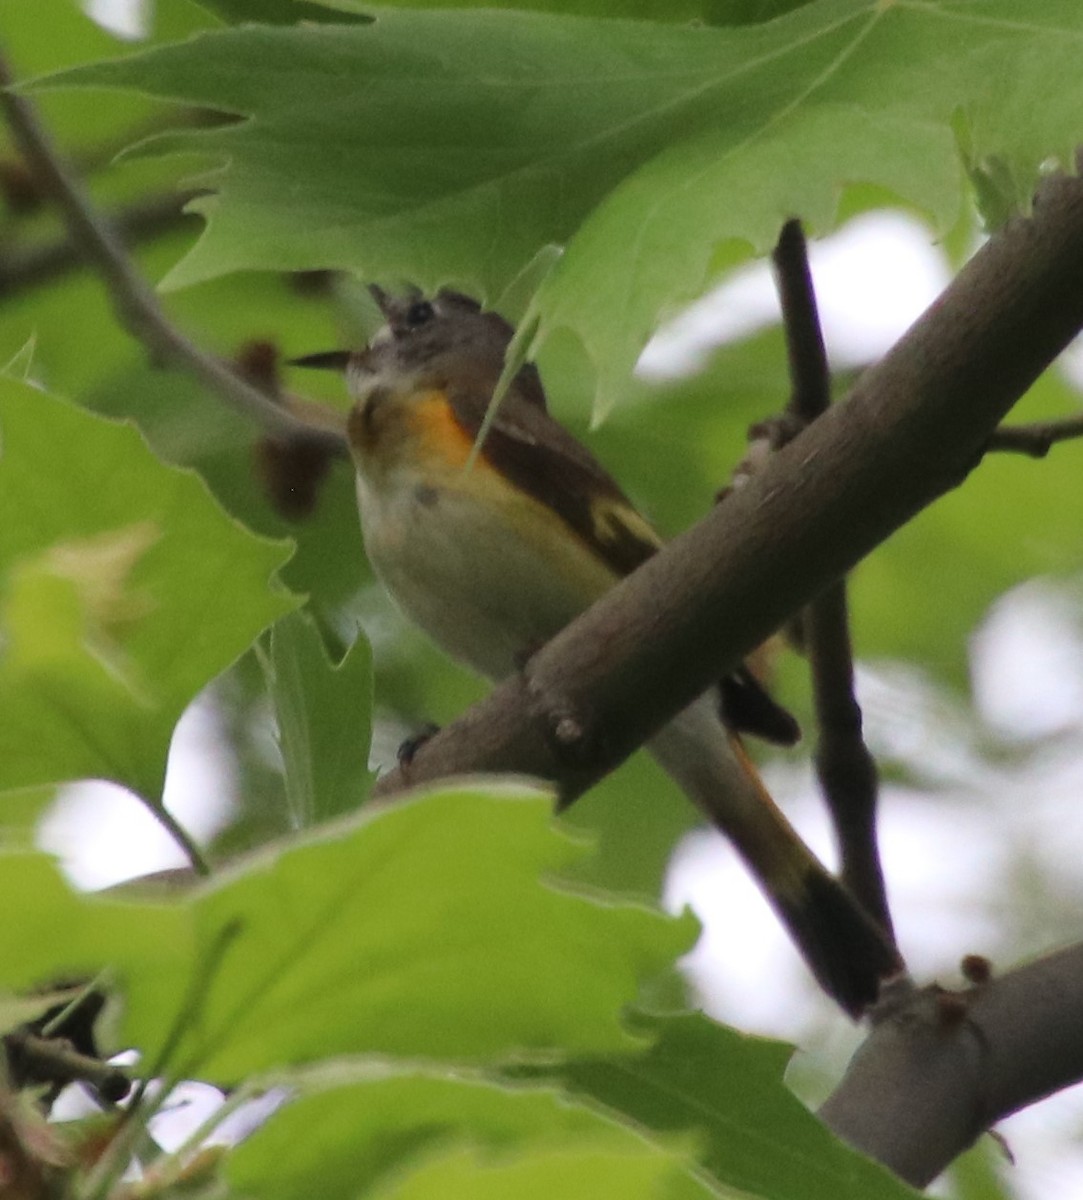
xmin=150 ymin=802 xmax=211 ymax=878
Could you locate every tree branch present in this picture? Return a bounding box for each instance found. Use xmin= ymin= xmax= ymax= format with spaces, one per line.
xmin=0 ymin=188 xmax=203 ymax=298
xmin=772 ymin=219 xmax=894 ymax=942
xmin=0 ymin=52 xmax=347 ymax=455
xmin=820 ymin=942 xmax=1083 ymax=1186
xmin=373 ymin=169 xmax=1083 ymax=817
xmin=3 ymin=1029 xmax=129 ymax=1105
xmin=986 ymin=413 xmax=1083 ymax=456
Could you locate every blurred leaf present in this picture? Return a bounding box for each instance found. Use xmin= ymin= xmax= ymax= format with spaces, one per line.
xmin=0 ymin=0 xmax=209 ymax=150
xmin=948 ymin=1135 xmax=1018 ymax=1200
xmin=512 ymin=1010 xmax=921 ymax=1199
xmin=377 ymin=1142 xmax=711 ymax=1200
xmin=0 ymin=229 xmax=367 ymax=614
xmin=0 ymin=787 xmax=56 ymax=846
xmin=262 ymin=611 xmax=375 ymax=829
xmin=192 ymin=0 xmax=372 ymax=23
xmin=162 ymin=785 xmax=695 ymax=1079
xmin=228 ymin=1069 xmax=663 ymax=1200
xmin=38 ymin=2 xmax=1083 ymax=409
xmin=0 ymin=785 xmax=694 ymax=1076
xmin=198 ymin=0 xmax=728 ymax=19
xmin=0 ymin=379 xmax=296 ymax=800
xmin=0 ymin=851 xmax=188 ymax=1003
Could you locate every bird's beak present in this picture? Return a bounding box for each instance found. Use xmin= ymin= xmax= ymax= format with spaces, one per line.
xmin=287 ymin=350 xmax=353 ymax=372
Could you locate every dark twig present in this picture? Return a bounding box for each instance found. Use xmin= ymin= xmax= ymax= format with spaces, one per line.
xmin=0 ymin=188 xmax=204 ymax=298
xmin=773 ymin=220 xmax=832 ymax=420
xmin=986 ymin=413 xmax=1083 ymax=457
xmin=0 ymin=52 xmax=347 ymax=455
xmin=3 ymin=1030 xmax=129 ymax=1105
xmin=771 ymin=220 xmax=895 ymax=942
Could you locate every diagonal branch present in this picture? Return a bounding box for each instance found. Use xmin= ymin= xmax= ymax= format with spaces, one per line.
xmin=772 ymin=219 xmax=894 ymax=943
xmin=0 ymin=52 xmax=347 ymax=455
xmin=372 ymin=168 xmax=1083 ymax=829
xmin=0 ymin=187 xmax=203 ymax=298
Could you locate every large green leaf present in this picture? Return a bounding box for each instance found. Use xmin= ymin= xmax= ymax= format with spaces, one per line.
xmin=169 ymin=785 xmax=696 ymax=1078
xmin=196 ymin=0 xmax=739 ymax=22
xmin=0 ymin=786 xmax=695 ymax=1076
xmin=227 ymin=1069 xmax=667 ymax=1200
xmin=228 ymin=1010 xmax=923 ymax=1199
xmin=512 ymin=1010 xmax=921 ymax=1199
xmin=0 ymin=378 xmax=295 ymax=801
xmin=379 ymin=1142 xmax=711 ymax=1200
xmin=35 ymin=2 xmax=1083 ymax=409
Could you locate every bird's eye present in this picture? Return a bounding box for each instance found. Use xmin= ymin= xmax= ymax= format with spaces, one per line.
xmin=404 ymin=300 xmax=435 ymax=328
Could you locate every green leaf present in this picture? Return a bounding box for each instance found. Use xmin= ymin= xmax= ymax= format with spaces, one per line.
xmin=0 ymin=0 xmax=211 ymax=152
xmin=382 ymin=1142 xmax=709 ymax=1200
xmin=512 ymin=1010 xmax=922 ymax=1200
xmin=169 ymin=785 xmax=695 ymax=1078
xmin=0 ymin=378 xmax=296 ymax=800
xmin=0 ymin=787 xmax=57 ymax=846
xmin=195 ymin=0 xmax=740 ymax=24
xmin=0 ymin=786 xmax=692 ymax=1076
xmin=378 ymin=1142 xmax=711 ymax=1200
xmin=0 ymin=852 xmax=188 ymax=1005
xmin=262 ymin=611 xmax=375 ymax=829
xmin=37 ymin=2 xmax=1083 ymax=408
xmin=190 ymin=0 xmax=373 ymax=24
xmin=228 ymin=1068 xmax=669 ymax=1200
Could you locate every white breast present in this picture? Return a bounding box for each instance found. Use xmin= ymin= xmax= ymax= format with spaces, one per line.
xmin=356 ymin=465 xmax=618 ymax=681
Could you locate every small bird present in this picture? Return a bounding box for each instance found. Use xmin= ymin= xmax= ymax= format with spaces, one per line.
xmin=294 ymin=287 xmax=899 ymax=1015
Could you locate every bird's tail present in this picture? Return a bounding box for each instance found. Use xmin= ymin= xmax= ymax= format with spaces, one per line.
xmin=649 ymin=696 xmax=902 ymax=1017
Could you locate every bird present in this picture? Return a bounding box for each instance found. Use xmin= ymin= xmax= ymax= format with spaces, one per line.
xmin=292 ymin=286 xmax=900 ymax=1015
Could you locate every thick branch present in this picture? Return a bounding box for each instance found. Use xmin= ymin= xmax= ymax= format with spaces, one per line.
xmin=772 ymin=219 xmax=893 ymax=941
xmin=821 ymin=942 xmax=1083 ymax=1186
xmin=374 ymin=170 xmax=1083 ymax=803
xmin=0 ymin=54 xmax=346 ymax=454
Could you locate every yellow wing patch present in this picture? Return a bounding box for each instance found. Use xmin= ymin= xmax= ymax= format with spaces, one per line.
xmin=587 ymin=496 xmax=663 ymax=576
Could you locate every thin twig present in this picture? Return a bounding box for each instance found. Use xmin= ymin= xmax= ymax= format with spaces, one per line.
xmin=3 ymin=1030 xmax=129 ymax=1103
xmin=986 ymin=413 xmax=1083 ymax=456
xmin=150 ymin=803 xmax=210 ymax=879
xmin=0 ymin=52 xmax=347 ymax=454
xmin=761 ymin=221 xmax=894 ymax=939
xmin=774 ymin=220 xmax=832 ymax=421
xmin=0 ymin=188 xmax=203 ymax=298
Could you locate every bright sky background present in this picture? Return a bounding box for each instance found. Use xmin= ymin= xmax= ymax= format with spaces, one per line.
xmin=47 ymin=3 xmax=1083 ymax=1195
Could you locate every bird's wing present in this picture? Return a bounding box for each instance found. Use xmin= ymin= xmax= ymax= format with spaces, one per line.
xmin=448 ymin=377 xmax=799 ymax=746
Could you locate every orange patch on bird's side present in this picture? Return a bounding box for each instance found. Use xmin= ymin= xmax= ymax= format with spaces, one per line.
xmin=409 ymin=391 xmax=495 ymax=473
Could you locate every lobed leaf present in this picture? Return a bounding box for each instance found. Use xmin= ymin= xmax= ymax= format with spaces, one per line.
xmin=34 ymin=2 xmax=1083 ymax=410
xmin=0 ymin=378 xmax=296 ymax=802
